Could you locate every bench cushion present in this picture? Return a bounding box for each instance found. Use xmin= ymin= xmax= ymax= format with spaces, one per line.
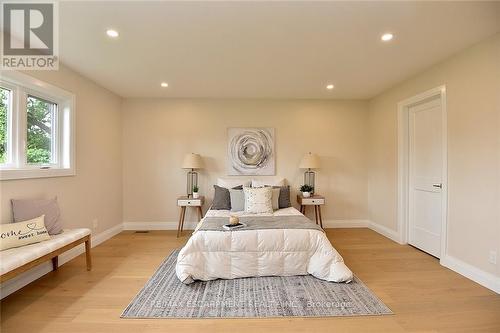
xmin=0 ymin=228 xmax=91 ymax=275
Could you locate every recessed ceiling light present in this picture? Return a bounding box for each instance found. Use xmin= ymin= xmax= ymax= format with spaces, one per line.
xmin=160 ymin=82 xmax=169 ymax=88
xmin=106 ymin=29 xmax=119 ymax=38
xmin=381 ymin=33 xmax=394 ymax=42
xmin=326 ymin=84 xmax=334 ymax=90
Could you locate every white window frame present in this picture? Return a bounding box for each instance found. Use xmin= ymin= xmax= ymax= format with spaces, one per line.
xmin=0 ymin=71 xmax=75 ymax=180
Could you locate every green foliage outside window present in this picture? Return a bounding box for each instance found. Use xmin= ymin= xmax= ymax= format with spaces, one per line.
xmin=0 ymin=90 xmax=54 ymax=165
xmin=27 ymin=96 xmax=53 ymax=164
xmin=0 ymin=88 xmax=8 ymax=163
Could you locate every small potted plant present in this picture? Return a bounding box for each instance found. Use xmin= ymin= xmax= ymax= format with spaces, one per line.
xmin=192 ymin=186 xmax=200 ymax=199
xmin=300 ymin=184 xmax=313 ymax=198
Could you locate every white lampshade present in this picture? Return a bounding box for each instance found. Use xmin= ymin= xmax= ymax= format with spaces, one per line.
xmin=182 ymin=153 xmax=204 ymax=169
xmin=299 ymin=152 xmax=320 ymax=169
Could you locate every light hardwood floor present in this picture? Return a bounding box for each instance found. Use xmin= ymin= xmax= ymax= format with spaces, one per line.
xmin=1 ymin=228 xmax=499 ymax=332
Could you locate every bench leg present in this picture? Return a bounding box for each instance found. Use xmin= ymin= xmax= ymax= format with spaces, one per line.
xmin=85 ymin=238 xmax=92 ymax=271
xmin=52 ymin=256 xmax=58 ymax=271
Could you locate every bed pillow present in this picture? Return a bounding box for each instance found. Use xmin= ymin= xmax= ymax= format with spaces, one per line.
xmin=275 ymin=185 xmax=291 ymax=209
xmin=229 ymin=189 xmax=245 ymax=212
xmin=0 ymin=215 xmax=50 ymax=251
xmin=244 ymin=187 xmax=273 ymax=214
xmin=217 ymin=178 xmax=251 ymax=189
xmin=11 ymin=197 xmax=62 ymax=235
xmin=271 ymin=188 xmax=280 ymax=210
xmin=212 ymin=185 xmax=232 ymax=210
xmin=251 ymin=178 xmax=285 ymax=188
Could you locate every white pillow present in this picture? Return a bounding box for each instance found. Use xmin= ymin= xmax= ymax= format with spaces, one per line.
xmin=0 ymin=215 xmax=51 ymax=251
xmin=217 ymin=178 xmax=251 ymax=189
xmin=251 ymin=178 xmax=286 ymax=188
xmin=244 ymin=187 xmax=273 ymax=214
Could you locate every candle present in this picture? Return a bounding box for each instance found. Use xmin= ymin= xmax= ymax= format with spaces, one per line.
xmin=229 ymin=216 xmax=239 ymax=225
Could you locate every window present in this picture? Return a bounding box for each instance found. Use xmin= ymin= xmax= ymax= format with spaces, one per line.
xmin=27 ymin=95 xmax=57 ymax=165
xmin=0 ymin=71 xmax=75 ymax=180
xmin=0 ymin=87 xmax=11 ymax=164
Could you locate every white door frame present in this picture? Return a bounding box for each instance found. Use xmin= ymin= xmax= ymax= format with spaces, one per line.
xmin=397 ymin=85 xmax=448 ymax=259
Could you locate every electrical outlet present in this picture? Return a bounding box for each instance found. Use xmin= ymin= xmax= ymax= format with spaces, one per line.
xmin=488 ymin=250 xmax=497 ymax=265
xmin=92 ymin=218 xmax=99 ymax=230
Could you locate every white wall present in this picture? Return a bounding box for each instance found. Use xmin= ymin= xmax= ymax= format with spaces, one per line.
xmin=1 ymin=33 xmax=499 ymax=295
xmin=122 ymin=99 xmax=369 ymax=225
xmin=0 ymin=64 xmax=123 ymax=234
xmin=0 ymin=65 xmax=123 ymax=297
xmin=367 ymin=33 xmax=500 ymax=282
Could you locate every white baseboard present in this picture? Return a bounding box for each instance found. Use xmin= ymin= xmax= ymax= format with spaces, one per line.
xmin=0 ymin=223 xmax=123 ymax=299
xmin=440 ymin=255 xmax=500 ymax=294
xmin=323 ymin=219 xmax=402 ymax=244
xmin=9 ymin=219 xmax=495 ymax=299
xmin=323 ymin=219 xmax=370 ymax=228
xmin=368 ymin=221 xmax=403 ymax=244
xmin=123 ymin=221 xmax=198 ymax=231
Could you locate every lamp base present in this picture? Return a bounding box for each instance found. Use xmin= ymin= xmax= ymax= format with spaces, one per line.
xmin=304 ymin=170 xmax=315 ymax=193
xmin=187 ymin=170 xmax=198 ymax=197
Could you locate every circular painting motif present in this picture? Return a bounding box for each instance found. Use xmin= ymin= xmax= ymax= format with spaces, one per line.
xmin=229 ymin=128 xmax=274 ymax=175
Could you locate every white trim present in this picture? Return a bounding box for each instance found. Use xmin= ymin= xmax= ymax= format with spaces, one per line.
xmin=368 ymin=221 xmax=403 ymax=244
xmin=2 ymin=220 xmax=497 ymax=300
xmin=0 ymin=167 xmax=75 ymax=180
xmin=0 ymin=223 xmax=123 ymax=299
xmin=123 ymin=219 xmax=402 ymax=245
xmin=441 ymin=255 xmax=500 ymax=294
xmin=0 ymin=71 xmax=76 ymax=180
xmin=397 ymin=85 xmax=448 ymax=257
xmin=322 ymin=219 xmax=370 ymax=228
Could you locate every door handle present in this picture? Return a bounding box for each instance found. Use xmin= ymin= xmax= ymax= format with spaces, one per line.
xmin=432 ymin=183 xmax=442 ymax=188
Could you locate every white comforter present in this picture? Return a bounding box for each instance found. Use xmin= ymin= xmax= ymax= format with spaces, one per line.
xmin=176 ymin=207 xmax=353 ymax=284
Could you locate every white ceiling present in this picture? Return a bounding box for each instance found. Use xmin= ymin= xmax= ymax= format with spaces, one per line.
xmin=58 ymin=1 xmax=500 ymax=99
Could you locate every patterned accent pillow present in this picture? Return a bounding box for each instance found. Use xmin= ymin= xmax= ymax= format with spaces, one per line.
xmin=244 ymin=187 xmax=273 ymax=214
xmin=0 ymin=215 xmax=50 ymax=251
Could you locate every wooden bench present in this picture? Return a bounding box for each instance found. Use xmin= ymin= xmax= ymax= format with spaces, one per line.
xmin=0 ymin=229 xmax=92 ymax=283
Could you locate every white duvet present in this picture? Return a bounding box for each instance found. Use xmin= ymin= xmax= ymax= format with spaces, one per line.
xmin=176 ymin=207 xmax=353 ymax=284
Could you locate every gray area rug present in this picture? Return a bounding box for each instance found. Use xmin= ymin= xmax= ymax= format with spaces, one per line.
xmin=122 ymin=250 xmax=392 ymax=318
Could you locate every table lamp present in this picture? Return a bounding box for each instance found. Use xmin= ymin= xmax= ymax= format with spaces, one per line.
xmin=299 ymin=152 xmax=320 ymax=193
xmin=182 ymin=153 xmax=204 ymax=197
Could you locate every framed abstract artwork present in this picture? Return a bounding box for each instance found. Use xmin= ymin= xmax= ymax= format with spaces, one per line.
xmin=227 ymin=128 xmax=275 ymax=175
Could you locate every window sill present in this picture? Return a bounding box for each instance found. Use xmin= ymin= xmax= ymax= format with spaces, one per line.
xmin=0 ymin=168 xmax=75 ymax=181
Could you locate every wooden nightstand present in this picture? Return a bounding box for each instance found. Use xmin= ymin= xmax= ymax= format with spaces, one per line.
xmin=177 ymin=196 xmax=204 ymax=237
xmin=297 ymin=194 xmax=325 ymax=228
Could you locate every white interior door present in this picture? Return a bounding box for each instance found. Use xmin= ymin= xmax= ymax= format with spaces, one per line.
xmin=408 ymin=96 xmax=443 ymax=258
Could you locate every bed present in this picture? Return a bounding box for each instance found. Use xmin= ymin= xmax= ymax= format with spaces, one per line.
xmin=175 ymin=206 xmax=353 ymax=284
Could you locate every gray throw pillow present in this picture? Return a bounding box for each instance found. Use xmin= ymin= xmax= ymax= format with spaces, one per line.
xmin=229 ymin=189 xmax=245 ymax=212
xmin=275 ymin=186 xmax=291 ymax=209
xmin=11 ymin=197 xmax=63 ymax=235
xmin=212 ymin=185 xmax=231 ymax=210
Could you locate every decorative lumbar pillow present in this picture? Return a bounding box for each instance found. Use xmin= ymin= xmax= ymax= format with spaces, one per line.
xmin=275 ymin=185 xmax=292 ymax=209
xmin=217 ymin=178 xmax=251 ymax=189
xmin=11 ymin=197 xmax=62 ymax=235
xmin=251 ymin=178 xmax=286 ymax=188
xmin=0 ymin=215 xmax=51 ymax=251
xmin=229 ymin=189 xmax=245 ymax=212
xmin=244 ymin=187 xmax=273 ymax=214
xmin=271 ymin=188 xmax=280 ymax=211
